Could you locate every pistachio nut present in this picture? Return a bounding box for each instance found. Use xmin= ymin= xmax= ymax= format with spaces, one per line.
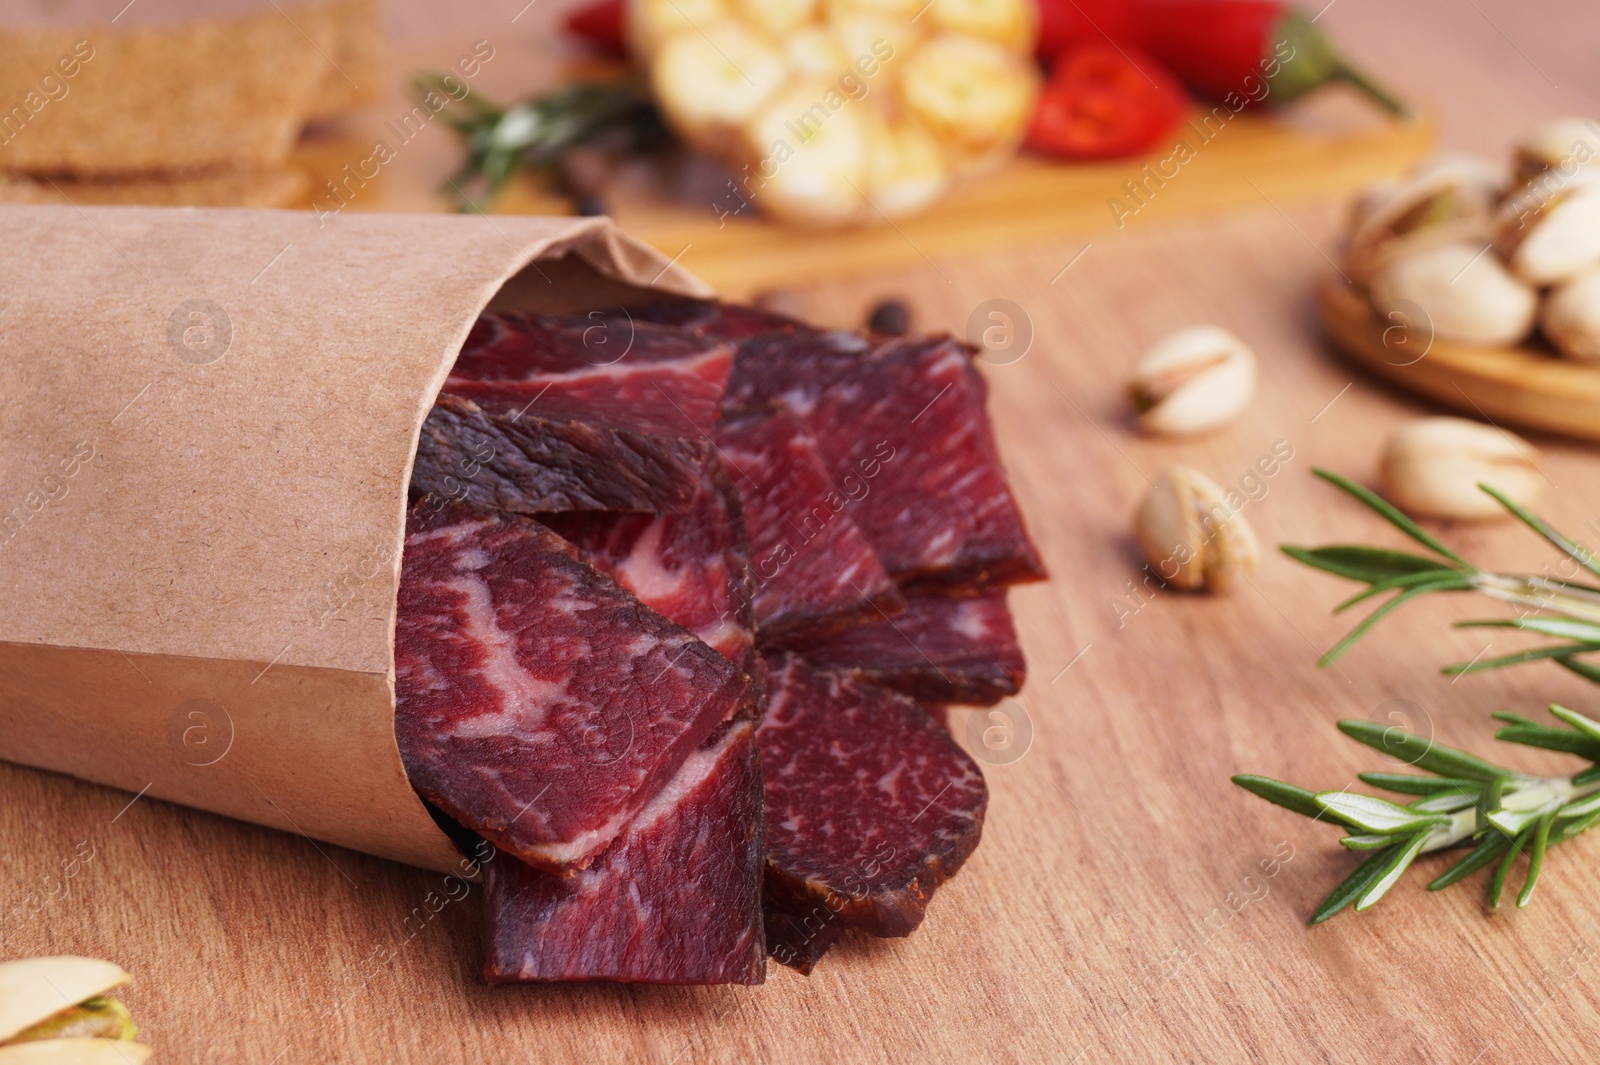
xmin=1128 ymin=326 xmax=1257 ymax=436
xmin=1346 ymin=157 xmax=1498 ymax=283
xmin=0 ymin=958 xmax=129 ymax=1045
xmin=1380 ymin=417 xmax=1543 ymax=520
xmin=1542 ymin=267 xmax=1600 ymax=360
xmin=1494 ymin=174 xmax=1600 ymax=284
xmin=1369 ymin=241 xmax=1537 ymax=347
xmin=0 ymin=1039 xmax=152 ymax=1064
xmin=1133 ymin=465 xmax=1259 ymax=592
xmin=1513 ymin=116 xmax=1600 ymax=187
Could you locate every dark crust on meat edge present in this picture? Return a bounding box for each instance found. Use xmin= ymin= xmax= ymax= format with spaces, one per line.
xmin=762 ymin=811 xmax=985 ymax=940
xmin=412 ymin=393 xmax=705 ymax=515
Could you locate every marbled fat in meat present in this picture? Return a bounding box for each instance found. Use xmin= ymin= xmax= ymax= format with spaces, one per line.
xmin=393 ymin=504 xmax=755 ymax=871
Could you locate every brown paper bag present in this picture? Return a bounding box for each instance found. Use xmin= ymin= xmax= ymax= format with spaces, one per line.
xmin=0 ymin=205 xmax=712 ymax=873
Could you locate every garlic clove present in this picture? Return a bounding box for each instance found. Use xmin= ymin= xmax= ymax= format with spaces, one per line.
xmin=1380 ymin=417 xmax=1543 ymax=520
xmin=1128 ymin=325 xmax=1257 ymax=436
xmin=0 ymin=958 xmax=131 ymax=1044
xmin=627 ymin=0 xmax=728 ymax=58
xmin=1513 ymin=116 xmax=1600 ymax=187
xmin=735 ymin=0 xmax=818 ymax=38
xmin=1495 ymin=176 xmax=1600 ymax=285
xmin=1542 ymin=267 xmax=1600 ymax=360
xmin=899 ymin=33 xmax=1038 ymax=157
xmin=865 ymin=113 xmax=951 ymax=218
xmin=928 ymin=0 xmax=1036 ymax=52
xmin=741 ymin=78 xmax=872 ymax=226
xmin=1369 ymin=242 xmax=1538 ymax=347
xmin=1134 ymin=466 xmax=1259 ymax=593
xmin=650 ymin=21 xmax=789 ymax=153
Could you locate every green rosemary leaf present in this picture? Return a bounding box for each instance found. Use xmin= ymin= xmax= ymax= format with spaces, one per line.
xmin=1557 ymin=655 xmax=1600 ymax=684
xmin=1311 ymin=468 xmax=1471 ymax=566
xmin=1489 ymin=807 xmax=1545 ymax=836
xmin=1428 ymin=833 xmax=1511 ymax=891
xmin=1548 ymin=704 xmax=1600 ymax=743
xmin=1490 ymin=829 xmax=1530 ymax=909
xmin=1478 ymin=777 xmax=1505 ymax=832
xmin=1557 ymin=792 xmax=1600 ymax=819
xmin=1341 ymin=833 xmax=1400 ymax=850
xmin=1320 ymin=582 xmax=1475 ymax=666
xmin=1410 ymin=790 xmax=1481 ymax=814
xmin=1333 ymin=570 xmax=1476 ymax=614
xmin=1311 ymin=847 xmax=1400 ymax=924
xmin=1574 ymin=765 xmax=1600 ymax=787
xmin=1554 ymin=808 xmax=1600 ymax=841
xmin=1316 ymin=791 xmax=1449 ymax=834
xmin=1443 ymin=642 xmax=1600 ymax=675
xmin=1356 ymin=831 xmax=1432 ymax=910
xmin=1477 ymin=483 xmax=1600 ymax=581
xmin=1494 ymin=724 xmax=1600 ymax=760
xmin=1358 ymin=772 xmax=1480 ymax=795
xmin=1519 ymin=812 xmax=1557 ymax=907
xmin=1457 ymin=617 xmax=1600 ymax=642
xmin=1491 ymin=710 xmax=1541 ymax=727
xmin=1281 ymin=544 xmax=1455 ymax=585
xmin=1231 ymin=775 xmax=1362 ymax=831
xmin=1337 ymin=720 xmax=1512 ymax=782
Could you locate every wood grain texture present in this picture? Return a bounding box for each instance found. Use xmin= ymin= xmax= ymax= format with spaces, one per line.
xmin=6 ymin=1 xmax=1600 ymax=1063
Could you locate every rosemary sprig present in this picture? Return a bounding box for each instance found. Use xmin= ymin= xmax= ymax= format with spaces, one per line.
xmin=416 ymin=75 xmax=663 ymax=213
xmin=1284 ymin=468 xmax=1600 ymax=681
xmin=1235 ymin=707 xmax=1600 ymax=922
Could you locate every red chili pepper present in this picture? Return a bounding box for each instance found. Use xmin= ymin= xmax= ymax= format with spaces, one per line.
xmin=1136 ymin=1 xmax=1407 ymax=115
xmin=1035 ymin=0 xmax=1143 ymax=62
xmin=1025 ymin=44 xmax=1189 ymax=160
xmin=564 ymin=0 xmax=629 ymax=56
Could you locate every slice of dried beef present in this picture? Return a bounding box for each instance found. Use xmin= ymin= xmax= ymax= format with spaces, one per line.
xmin=447 ymin=311 xmax=733 ymax=439
xmin=540 ymin=458 xmax=759 ymax=680
xmin=777 ymin=588 xmax=1024 ymax=706
xmin=763 ymin=895 xmax=846 ymax=976
xmin=411 ymin=393 xmax=705 ymax=515
xmin=759 ymin=653 xmax=987 ymax=941
xmin=617 ymin=298 xmax=807 ymax=342
xmin=483 ymin=720 xmax=766 ymax=985
xmin=726 ymin=330 xmax=1046 ymax=590
xmin=716 ymin=407 xmax=903 ymax=641
xmin=393 ymin=503 xmax=755 ymax=871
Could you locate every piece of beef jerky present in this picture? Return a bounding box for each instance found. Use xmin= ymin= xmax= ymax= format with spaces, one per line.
xmin=540 ymin=458 xmax=759 ymax=681
xmin=777 ymin=588 xmax=1024 ymax=706
xmin=716 ymin=407 xmax=903 ymax=641
xmin=726 ymin=330 xmax=1046 ymax=590
xmin=393 ymin=503 xmax=755 ymax=871
xmin=483 ymin=720 xmax=766 ymax=985
xmin=411 ymin=393 xmax=705 ymax=515
xmin=758 ymin=653 xmax=986 ymax=940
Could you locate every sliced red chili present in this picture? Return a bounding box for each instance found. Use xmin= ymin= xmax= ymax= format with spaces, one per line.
xmin=1026 ymin=44 xmax=1189 ymax=161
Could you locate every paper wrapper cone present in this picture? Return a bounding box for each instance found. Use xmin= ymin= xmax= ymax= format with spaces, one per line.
xmin=0 ymin=205 xmax=713 ymax=873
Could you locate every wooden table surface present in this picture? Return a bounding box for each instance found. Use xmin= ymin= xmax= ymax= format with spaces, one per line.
xmin=7 ymin=1 xmax=1600 ymax=1062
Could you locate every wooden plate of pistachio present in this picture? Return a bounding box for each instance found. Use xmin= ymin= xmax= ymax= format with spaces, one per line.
xmin=1320 ymin=118 xmax=1600 ymax=443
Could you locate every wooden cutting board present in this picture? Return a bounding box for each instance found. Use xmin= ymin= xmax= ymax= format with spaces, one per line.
xmin=290 ymin=43 xmax=1434 ymax=299
xmin=1320 ymin=271 xmax=1600 ymax=442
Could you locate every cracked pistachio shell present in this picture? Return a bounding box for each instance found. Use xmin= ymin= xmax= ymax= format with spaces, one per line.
xmin=0 ymin=958 xmax=130 ymax=1045
xmin=1369 ymin=242 xmax=1537 ymax=347
xmin=0 ymin=1041 xmax=151 ymax=1064
xmin=1380 ymin=417 xmax=1543 ymax=520
xmin=1128 ymin=326 xmax=1257 ymax=436
xmin=1513 ymin=116 xmax=1600 ymax=186
xmin=1346 ymin=157 xmax=1499 ymax=282
xmin=1495 ymin=176 xmax=1600 ymax=284
xmin=1542 ymin=267 xmax=1600 ymax=360
xmin=1134 ymin=466 xmax=1259 ymax=592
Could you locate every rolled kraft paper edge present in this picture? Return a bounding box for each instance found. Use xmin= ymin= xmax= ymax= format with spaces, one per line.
xmin=0 ymin=206 xmax=716 ymax=874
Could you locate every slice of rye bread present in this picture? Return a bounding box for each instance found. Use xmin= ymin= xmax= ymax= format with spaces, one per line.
xmin=0 ymin=167 xmax=310 ymax=207
xmin=305 ymin=0 xmax=383 ymax=121
xmin=0 ymin=8 xmax=335 ymax=176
